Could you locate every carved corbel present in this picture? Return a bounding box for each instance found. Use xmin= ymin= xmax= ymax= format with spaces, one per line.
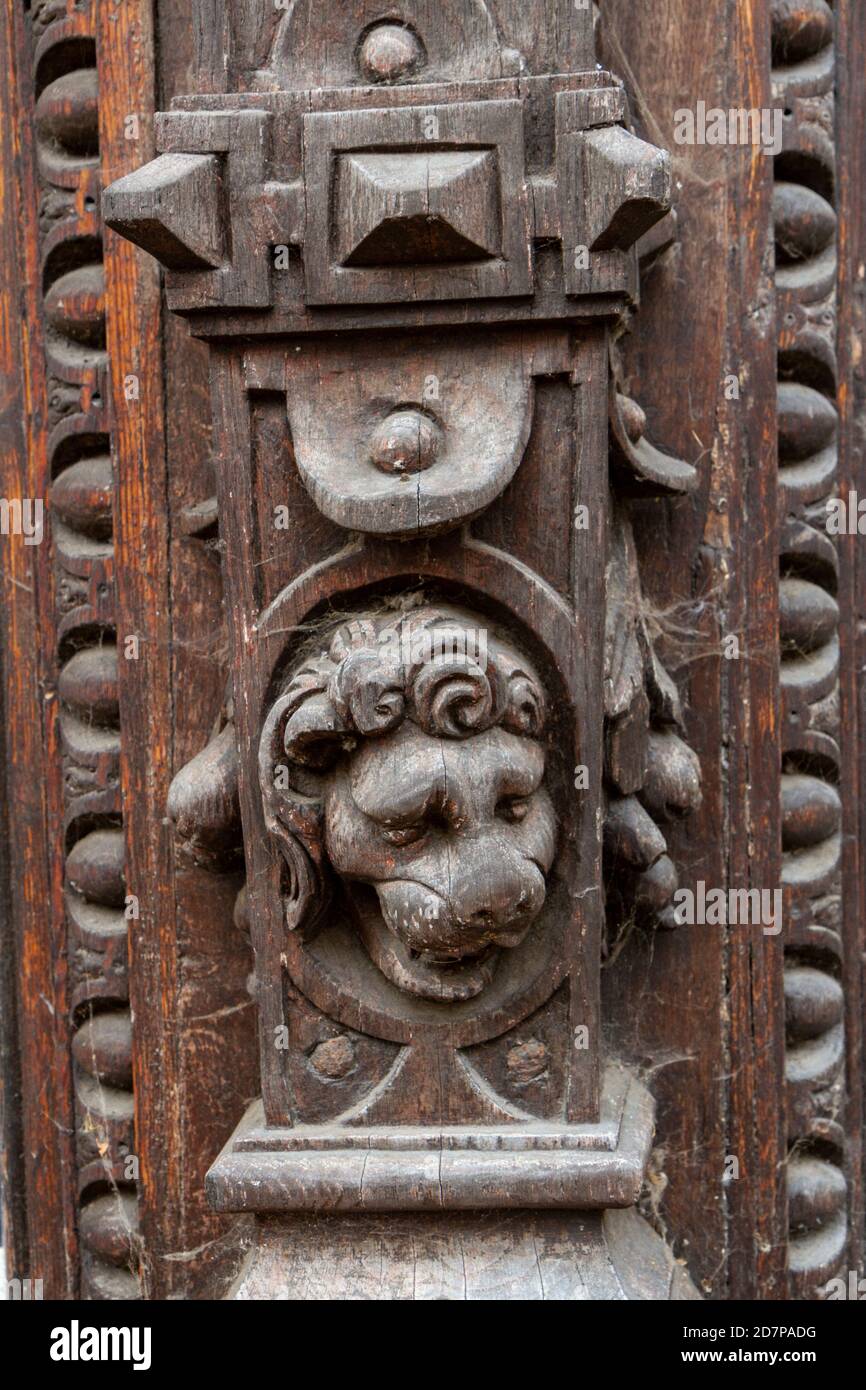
xmin=100 ymin=152 xmax=225 ymax=270
xmin=609 ymin=341 xmax=699 ymax=498
xmin=167 ymin=689 xmax=243 ymax=871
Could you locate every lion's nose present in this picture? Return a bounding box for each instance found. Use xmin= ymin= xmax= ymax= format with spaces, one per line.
xmin=466 ymin=910 xmax=496 ymax=932
xmin=458 ymin=874 xmax=540 ymax=941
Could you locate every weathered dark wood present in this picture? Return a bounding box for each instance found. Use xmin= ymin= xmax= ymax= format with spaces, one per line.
xmin=98 ymin=0 xmax=258 ymax=1300
xmin=3 ymin=0 xmax=864 ymax=1304
xmin=728 ymin=0 xmax=787 ymax=1300
xmin=599 ymin=0 xmax=786 ymax=1299
xmin=262 ymin=602 xmax=558 ymax=1005
xmin=99 ymin=0 xmax=708 ymax=1301
xmin=193 ymin=0 xmax=596 ymax=94
xmin=225 ymin=1206 xmax=697 ymax=1301
xmin=0 ymin=8 xmax=33 ymax=1290
xmin=1 ymin=0 xmax=111 ymax=1299
xmin=96 ymin=0 xmax=170 ymax=1302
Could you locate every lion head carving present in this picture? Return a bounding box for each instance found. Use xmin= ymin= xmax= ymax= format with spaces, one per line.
xmin=260 ymin=602 xmax=557 ymax=1003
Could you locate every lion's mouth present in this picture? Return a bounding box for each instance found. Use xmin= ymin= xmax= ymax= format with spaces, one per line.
xmin=409 ymin=944 xmax=494 ymax=968
xmin=346 ymin=885 xmax=501 ymax=1003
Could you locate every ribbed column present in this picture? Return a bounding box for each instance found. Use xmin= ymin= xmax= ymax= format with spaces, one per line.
xmin=771 ymin=0 xmax=848 ymax=1297
xmin=29 ymin=0 xmax=141 ymax=1300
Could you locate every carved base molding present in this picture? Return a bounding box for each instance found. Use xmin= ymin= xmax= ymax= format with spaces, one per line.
xmin=210 ymin=1064 xmax=699 ymax=1300
xmin=225 ymin=1207 xmax=698 ymax=1302
xmin=208 ymin=1064 xmax=652 ymax=1214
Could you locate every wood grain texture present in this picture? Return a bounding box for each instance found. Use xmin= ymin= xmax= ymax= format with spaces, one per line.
xmin=0 ymin=0 xmax=94 ymax=1299
xmin=4 ymin=0 xmax=861 ymax=1301
xmin=98 ymin=0 xmax=258 ymax=1299
xmin=228 ymin=1207 xmax=697 ymax=1301
xmin=599 ymin=0 xmax=785 ymax=1299
xmin=97 ymin=0 xmax=176 ymax=1301
xmin=725 ymin=0 xmax=787 ymax=1303
xmin=0 ymin=10 xmax=31 ymax=1289
xmin=193 ymin=0 xmax=595 ymax=92
xmin=101 ymin=67 xmax=668 ymax=329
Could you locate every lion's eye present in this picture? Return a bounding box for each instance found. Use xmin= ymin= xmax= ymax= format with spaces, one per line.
xmin=497 ymin=797 xmax=530 ymax=823
xmin=382 ymin=823 xmax=426 ymax=847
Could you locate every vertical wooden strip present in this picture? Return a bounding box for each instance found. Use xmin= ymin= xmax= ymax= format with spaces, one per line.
xmin=835 ymin=0 xmax=865 ymax=1278
xmin=725 ymin=0 xmax=787 ymax=1301
xmin=569 ymin=335 xmax=609 ymax=1120
xmin=0 ymin=7 xmax=30 ymax=1283
xmin=209 ymin=350 xmax=288 ymax=1123
xmin=0 ymin=637 xmax=28 ymax=1283
xmin=96 ymin=0 xmax=175 ymax=1300
xmin=193 ymin=0 xmax=230 ymax=93
xmin=599 ymin=0 xmax=786 ymax=1296
xmin=599 ymin=0 xmax=729 ymax=1299
xmin=0 ymin=0 xmax=80 ymax=1297
xmin=8 ymin=0 xmax=145 ymax=1301
xmin=156 ymin=0 xmax=261 ymax=1298
xmin=99 ymin=0 xmax=258 ymax=1298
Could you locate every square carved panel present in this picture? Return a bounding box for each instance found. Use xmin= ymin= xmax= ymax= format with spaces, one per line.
xmin=303 ymin=100 xmax=532 ymax=306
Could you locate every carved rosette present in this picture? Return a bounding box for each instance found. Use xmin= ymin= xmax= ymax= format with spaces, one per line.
xmin=104 ymin=0 xmax=702 ymax=1298
xmin=27 ymin=0 xmax=141 ymax=1299
xmin=770 ymin=0 xmax=849 ymax=1297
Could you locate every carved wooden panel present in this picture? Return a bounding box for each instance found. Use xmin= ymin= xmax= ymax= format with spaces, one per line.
xmin=97 ymin=0 xmax=711 ymax=1300
xmin=1 ymin=0 xmax=863 ymax=1305
xmin=97 ymin=0 xmax=260 ymax=1300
